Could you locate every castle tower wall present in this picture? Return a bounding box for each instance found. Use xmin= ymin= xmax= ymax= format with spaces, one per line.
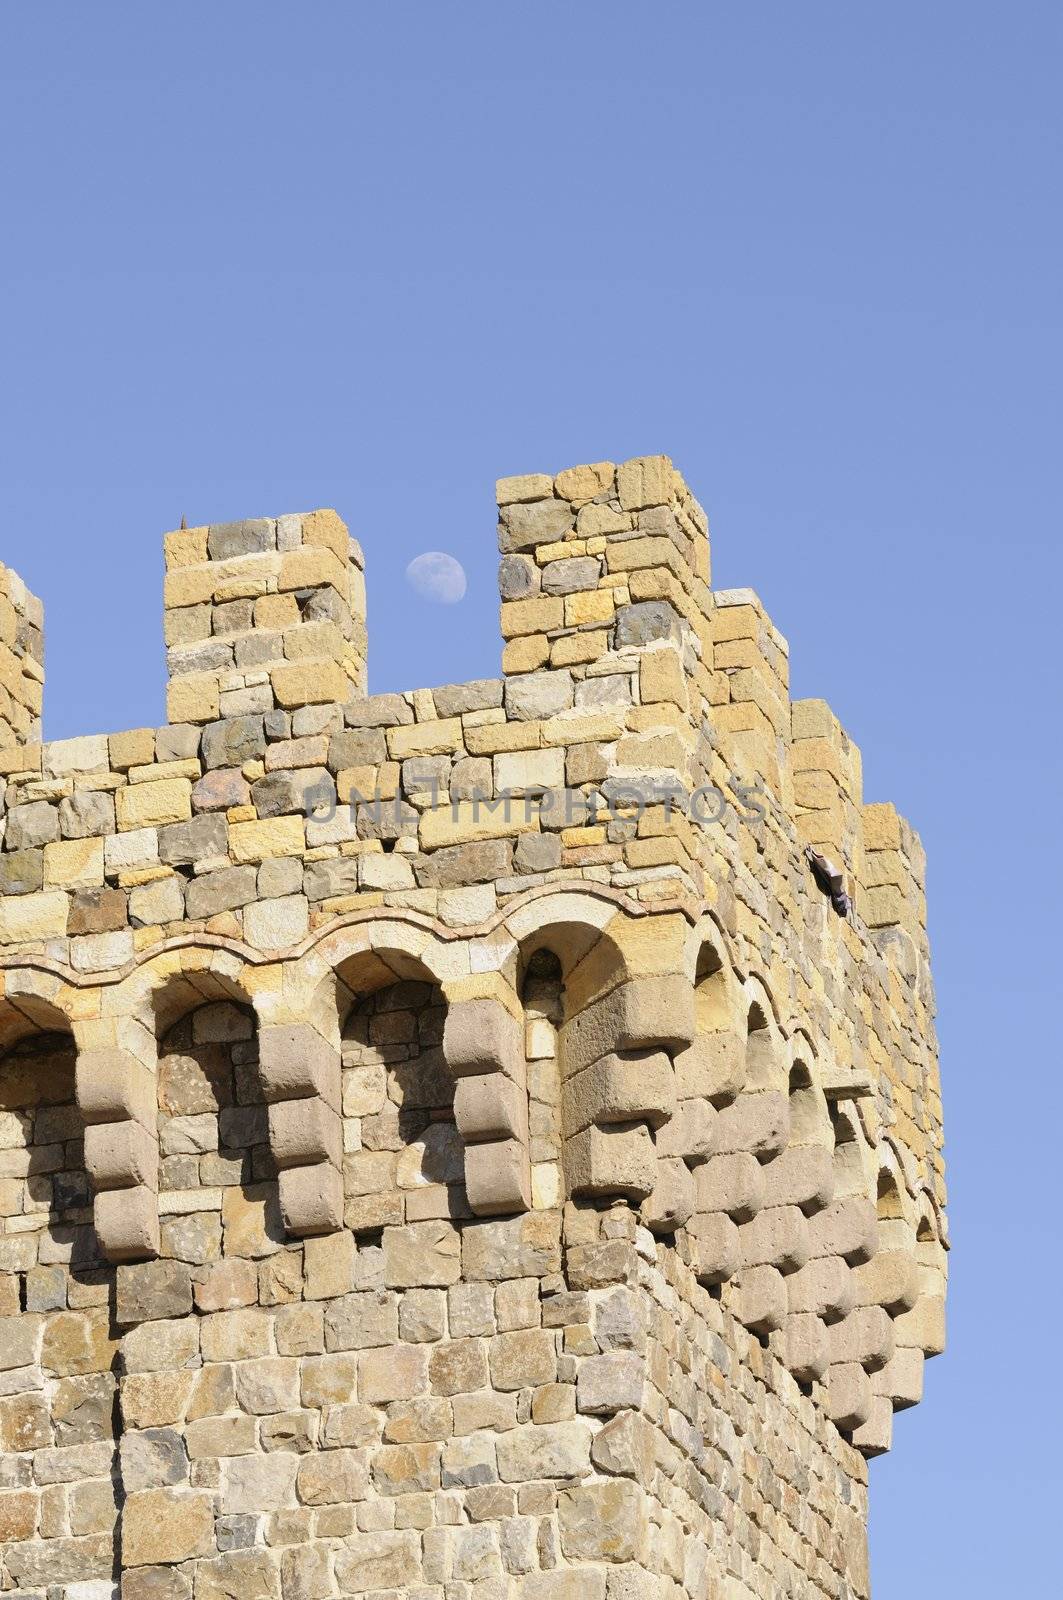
xmin=0 ymin=459 xmax=945 ymax=1600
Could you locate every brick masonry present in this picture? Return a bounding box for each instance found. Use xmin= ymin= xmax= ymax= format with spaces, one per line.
xmin=0 ymin=458 xmax=945 ymax=1598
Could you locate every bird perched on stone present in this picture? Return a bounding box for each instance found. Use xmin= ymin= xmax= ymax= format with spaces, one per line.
xmin=804 ymin=844 xmax=851 ymax=918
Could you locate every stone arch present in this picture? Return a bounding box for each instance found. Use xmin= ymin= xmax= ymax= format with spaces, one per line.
xmin=0 ymin=986 xmax=120 ymax=1600
xmin=336 ymin=945 xmax=464 ymax=1237
xmin=0 ymin=987 xmax=87 ymax=1276
xmin=520 ymin=908 xmax=690 ymax=1217
xmin=152 ymin=969 xmax=280 ymax=1270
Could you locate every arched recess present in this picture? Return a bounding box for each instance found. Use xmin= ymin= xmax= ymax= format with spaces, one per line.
xmin=0 ymin=988 xmax=88 ymax=1277
xmin=334 ymin=945 xmax=463 ymax=1237
xmin=671 ymin=930 xmax=751 ymax=1287
xmin=150 ymin=968 xmax=281 ymax=1271
xmin=0 ymin=987 xmax=121 ymax=1599
xmin=504 ymin=900 xmax=695 ymax=1219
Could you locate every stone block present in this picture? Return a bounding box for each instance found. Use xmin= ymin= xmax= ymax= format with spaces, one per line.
xmin=383 ymin=1220 xmax=461 ymax=1287
xmin=693 ymin=1152 xmax=766 ymax=1222
xmin=562 ymin=976 xmax=695 ymax=1077
xmin=892 ymin=1295 xmax=946 ymax=1357
xmin=852 ymin=1393 xmax=894 ymax=1457
xmin=84 ymin=1120 xmax=158 ymax=1190
xmin=95 ymin=1186 xmax=160 ymax=1262
xmin=496 ymin=1420 xmax=593 ymax=1482
xmin=557 ymin=1478 xmax=648 ymax=1562
xmin=850 ymin=1249 xmax=920 ymax=1315
xmin=713 ymin=1092 xmax=790 ymax=1161
xmin=122 ymin=1488 xmax=215 ymax=1566
xmin=566 ymin=1123 xmax=658 ymax=1201
xmin=117 ymin=1262 xmax=192 ymax=1325
xmin=258 ymin=1025 xmax=340 ymax=1108
xmin=443 ymin=998 xmax=525 ymax=1080
xmin=827 ymin=1362 xmax=872 ymax=1432
xmin=874 ymin=1346 xmax=925 ymax=1410
xmin=333 ymin=1531 xmax=421 ymax=1592
xmin=778 ymin=1313 xmax=829 ymax=1383
xmin=639 ymin=1157 xmax=695 ymax=1234
xmin=268 ymin=1096 xmax=341 ymax=1169
xmin=688 ymin=1211 xmax=741 ymax=1284
xmin=654 ymin=1098 xmax=717 ymax=1164
xmin=563 ymin=1051 xmax=676 ymax=1133
xmin=277 ymin=1163 xmax=343 ymax=1237
xmin=577 ymin=1350 xmax=645 ymax=1414
xmin=760 ymin=1144 xmax=835 ymax=1214
xmin=784 ymin=1255 xmax=854 ymax=1321
xmin=738 ymin=1205 xmax=810 ymax=1273
xmin=807 ymin=1198 xmax=878 ymax=1265
xmin=732 ymin=1264 xmax=787 ymax=1334
xmin=827 ymin=1306 xmax=896 ymax=1373
xmin=464 ymin=1138 xmax=533 ymax=1217
xmin=76 ymin=1049 xmax=156 ymax=1130
xmin=453 ymin=1072 xmax=528 ymax=1143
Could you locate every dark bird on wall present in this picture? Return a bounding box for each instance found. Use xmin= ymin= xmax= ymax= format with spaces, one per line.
xmin=804 ymin=844 xmax=852 ymax=919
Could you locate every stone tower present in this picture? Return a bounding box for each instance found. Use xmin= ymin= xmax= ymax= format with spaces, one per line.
xmin=0 ymin=458 xmax=945 ymax=1600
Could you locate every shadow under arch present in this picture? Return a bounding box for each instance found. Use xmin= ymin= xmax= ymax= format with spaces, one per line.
xmin=150 ymin=966 xmax=283 ymax=1265
xmin=0 ymin=992 xmax=93 ymax=1270
xmin=333 ymin=945 xmax=464 ymax=1235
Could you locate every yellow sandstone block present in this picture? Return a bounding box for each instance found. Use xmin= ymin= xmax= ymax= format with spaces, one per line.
xmin=550 ymin=632 xmax=608 ymax=667
xmin=166 ymin=674 xmax=220 ymax=726
xmin=270 ymin=660 xmax=348 ymax=708
xmin=711 ymin=604 xmax=761 ymax=644
xmin=639 ymin=649 xmax=688 ymax=710
xmin=713 ymin=702 xmax=774 ymax=738
xmin=536 ymin=538 xmax=588 ymax=564
xmin=108 ymin=728 xmax=156 ymax=770
xmin=116 ymin=778 xmax=192 ymax=831
xmin=791 ymin=698 xmax=837 ymax=741
xmin=163 ymin=567 xmax=224 ymax=608
xmin=560 ymin=826 xmax=606 ymax=847
xmin=564 ymin=590 xmax=615 ymax=627
xmin=44 ymin=837 xmax=105 ymax=890
xmin=714 ymin=639 xmax=760 ymax=670
xmin=615 ymin=732 xmax=691 ymax=771
xmin=617 ymin=454 xmax=673 ymax=511
xmin=863 ymin=802 xmax=902 ymax=852
xmin=129 ymin=760 xmax=201 ymax=784
xmin=464 ymin=722 xmax=541 ymax=757
xmin=554 ymin=462 xmax=615 ymax=504
xmin=387 ymin=719 xmax=464 ymax=759
xmin=277 ymin=546 xmax=347 ymax=594
xmin=282 ymin=621 xmax=344 ymax=662
xmin=229 ymin=815 xmax=305 ymax=863
xmin=419 ymin=800 xmax=540 ymax=850
xmin=500 ymin=597 xmax=564 ymax=638
xmin=502 ymin=636 xmax=550 ymax=673
xmin=255 ymin=593 xmax=300 ymax=630
xmin=605 ymin=535 xmax=683 ymax=575
xmin=541 ymin=711 xmax=624 ymax=747
xmin=338 ymin=763 xmax=399 ymax=802
xmin=626 ymin=702 xmax=688 ymax=735
xmin=496 ymin=473 xmax=554 ymax=504
xmin=625 ymin=836 xmax=687 ymax=869
xmin=162 ymin=526 xmax=209 ymax=569
xmin=301 ymin=509 xmax=351 ymax=564
xmin=0 ymin=891 xmax=69 ymax=942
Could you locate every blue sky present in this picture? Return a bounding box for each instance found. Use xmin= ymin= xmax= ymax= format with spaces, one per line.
xmin=1 ymin=5 xmax=1060 ymax=1591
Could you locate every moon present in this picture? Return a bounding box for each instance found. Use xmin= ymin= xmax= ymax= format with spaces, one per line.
xmin=405 ymin=551 xmax=467 ymax=605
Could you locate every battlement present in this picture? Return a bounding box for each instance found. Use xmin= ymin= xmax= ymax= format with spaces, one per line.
xmin=0 ymin=458 xmax=944 ymax=1600
xmin=0 ymin=561 xmax=44 ymax=748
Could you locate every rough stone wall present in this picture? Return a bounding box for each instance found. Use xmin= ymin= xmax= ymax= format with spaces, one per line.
xmin=0 ymin=458 xmax=944 ymax=1599
xmin=0 ymin=566 xmax=44 ymax=750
